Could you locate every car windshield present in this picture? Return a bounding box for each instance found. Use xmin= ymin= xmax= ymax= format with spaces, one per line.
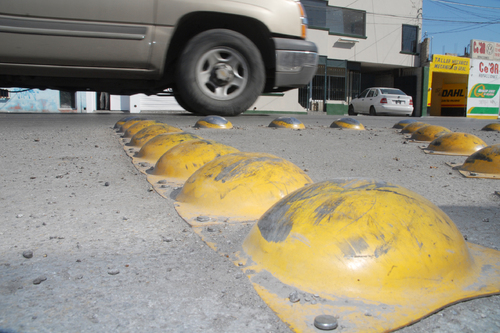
xmin=380 ymin=88 xmax=405 ymax=95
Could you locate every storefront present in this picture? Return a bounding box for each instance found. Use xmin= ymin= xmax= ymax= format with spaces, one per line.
xmin=426 ymin=41 xmax=500 ymax=119
xmin=467 ymin=40 xmax=500 ymax=119
xmin=427 ymin=54 xmax=470 ymax=117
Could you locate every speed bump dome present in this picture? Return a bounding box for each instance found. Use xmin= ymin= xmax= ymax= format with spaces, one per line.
xmin=423 ymin=132 xmax=487 ymax=156
xmin=458 ymin=144 xmax=500 ymax=178
xmin=119 ymin=119 xmax=149 ymax=133
xmin=482 ymin=123 xmax=500 ymax=132
xmin=122 ymin=120 xmax=158 ymax=138
xmin=129 ymin=124 xmax=183 ymax=148
xmin=400 ymin=121 xmax=427 ymax=133
xmin=393 ymin=119 xmax=418 ymax=129
xmin=175 ymin=152 xmax=312 ymax=225
xmin=269 ymin=117 xmax=305 ymax=129
xmin=194 ymin=115 xmax=233 ymax=129
xmin=114 ymin=116 xmax=141 ymax=129
xmin=330 ymin=117 xmax=365 ymax=130
xmin=242 ymin=178 xmax=500 ymax=332
xmin=134 ymin=132 xmax=202 ymax=164
xmin=410 ymin=124 xmax=451 ymax=142
xmin=148 ymin=140 xmax=239 ymax=186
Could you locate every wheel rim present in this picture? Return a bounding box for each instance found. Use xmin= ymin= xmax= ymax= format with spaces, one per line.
xmin=195 ymin=47 xmax=249 ymax=101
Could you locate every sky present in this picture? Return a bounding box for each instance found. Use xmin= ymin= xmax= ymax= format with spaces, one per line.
xmin=422 ymin=0 xmax=500 ymax=56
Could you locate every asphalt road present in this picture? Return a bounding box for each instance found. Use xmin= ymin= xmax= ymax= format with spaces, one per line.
xmin=0 ymin=111 xmax=499 ymax=333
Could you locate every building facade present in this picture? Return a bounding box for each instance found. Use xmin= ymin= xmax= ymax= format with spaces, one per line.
xmin=300 ymin=0 xmax=423 ymax=115
xmin=425 ymin=40 xmax=500 ymax=119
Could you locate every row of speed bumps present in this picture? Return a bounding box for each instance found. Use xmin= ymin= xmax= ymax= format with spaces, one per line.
xmin=394 ymin=119 xmax=500 ymax=179
xmin=115 ymin=116 xmax=500 ymax=333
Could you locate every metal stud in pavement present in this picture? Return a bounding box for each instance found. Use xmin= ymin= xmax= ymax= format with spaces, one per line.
xmin=269 ymin=117 xmax=305 ymax=129
xmin=194 ymin=115 xmax=233 ymax=129
xmin=330 ymin=117 xmax=365 ymax=130
xmin=314 ymin=315 xmax=338 ymax=330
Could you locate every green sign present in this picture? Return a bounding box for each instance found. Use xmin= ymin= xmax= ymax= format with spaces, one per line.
xmin=469 ymin=83 xmax=500 ymax=99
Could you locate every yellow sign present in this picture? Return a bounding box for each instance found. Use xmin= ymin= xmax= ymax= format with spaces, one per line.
xmin=431 ymin=55 xmax=470 ymax=74
xmin=441 ymin=84 xmax=467 ymax=107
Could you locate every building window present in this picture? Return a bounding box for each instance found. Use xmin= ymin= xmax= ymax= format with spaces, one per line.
xmin=303 ymin=0 xmax=366 ymax=37
xmin=402 ymin=25 xmax=418 ymax=54
xmin=60 ymin=91 xmax=76 ymax=109
xmin=0 ymin=89 xmax=9 ymax=99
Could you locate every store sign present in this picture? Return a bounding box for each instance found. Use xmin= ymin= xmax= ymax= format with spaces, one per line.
xmin=471 ymin=39 xmax=500 ymax=61
xmin=467 ymin=59 xmax=500 ymax=119
xmin=430 ymin=54 xmax=469 ymax=74
xmin=441 ymin=84 xmax=466 ymax=108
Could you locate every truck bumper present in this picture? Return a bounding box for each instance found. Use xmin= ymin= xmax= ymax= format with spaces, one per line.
xmin=273 ymin=37 xmax=318 ymax=88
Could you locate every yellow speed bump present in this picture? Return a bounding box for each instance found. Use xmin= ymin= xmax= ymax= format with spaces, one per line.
xmin=114 ymin=116 xmax=141 ymax=130
xmin=147 ymin=139 xmax=240 ymax=189
xmin=119 ymin=119 xmax=149 ymax=133
xmin=421 ymin=132 xmax=487 ymax=156
xmin=392 ymin=118 xmax=419 ymax=129
xmin=127 ymin=124 xmax=183 ymax=150
xmin=194 ymin=115 xmax=233 ymax=129
xmin=410 ymin=125 xmax=451 ymax=142
xmin=330 ymin=117 xmax=365 ymax=130
xmin=175 ymin=152 xmax=312 ymax=226
xmin=122 ymin=120 xmax=158 ymax=138
xmin=241 ymin=178 xmax=500 ymax=332
xmin=269 ymin=117 xmax=305 ymax=129
xmin=400 ymin=121 xmax=427 ymax=134
xmin=482 ymin=123 xmax=500 ymax=132
xmin=132 ymin=132 xmax=202 ymax=172
xmin=455 ymin=144 xmax=500 ymax=179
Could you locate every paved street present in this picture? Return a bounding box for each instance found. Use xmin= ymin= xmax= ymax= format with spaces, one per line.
xmin=0 ymin=112 xmax=499 ymax=332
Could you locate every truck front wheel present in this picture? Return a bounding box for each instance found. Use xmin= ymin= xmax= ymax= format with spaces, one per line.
xmin=176 ymin=29 xmax=265 ymax=116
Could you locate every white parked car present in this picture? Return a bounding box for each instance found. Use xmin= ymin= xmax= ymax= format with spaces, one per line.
xmin=349 ymin=88 xmax=413 ymax=116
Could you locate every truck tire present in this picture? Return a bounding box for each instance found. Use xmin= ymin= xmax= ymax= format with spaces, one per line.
xmin=175 ymin=29 xmax=265 ymax=116
xmin=173 ymin=91 xmax=197 ymax=114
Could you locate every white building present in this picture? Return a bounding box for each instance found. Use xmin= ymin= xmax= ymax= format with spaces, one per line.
xmin=298 ymin=0 xmax=423 ymax=115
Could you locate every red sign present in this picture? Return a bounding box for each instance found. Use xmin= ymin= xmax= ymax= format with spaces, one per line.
xmin=471 ymin=39 xmax=500 ymax=61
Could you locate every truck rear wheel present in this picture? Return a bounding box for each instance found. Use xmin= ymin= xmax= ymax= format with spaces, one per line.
xmin=176 ymin=29 xmax=265 ymax=116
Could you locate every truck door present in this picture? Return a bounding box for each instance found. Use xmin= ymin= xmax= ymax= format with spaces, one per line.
xmin=0 ymin=0 xmax=156 ymax=70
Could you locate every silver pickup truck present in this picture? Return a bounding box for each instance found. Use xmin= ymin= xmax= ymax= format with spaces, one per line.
xmin=0 ymin=0 xmax=318 ymax=115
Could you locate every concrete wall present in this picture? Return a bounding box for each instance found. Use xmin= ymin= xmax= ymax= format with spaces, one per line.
xmin=248 ymin=90 xmax=306 ymax=114
xmin=0 ymin=89 xmax=87 ymax=113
